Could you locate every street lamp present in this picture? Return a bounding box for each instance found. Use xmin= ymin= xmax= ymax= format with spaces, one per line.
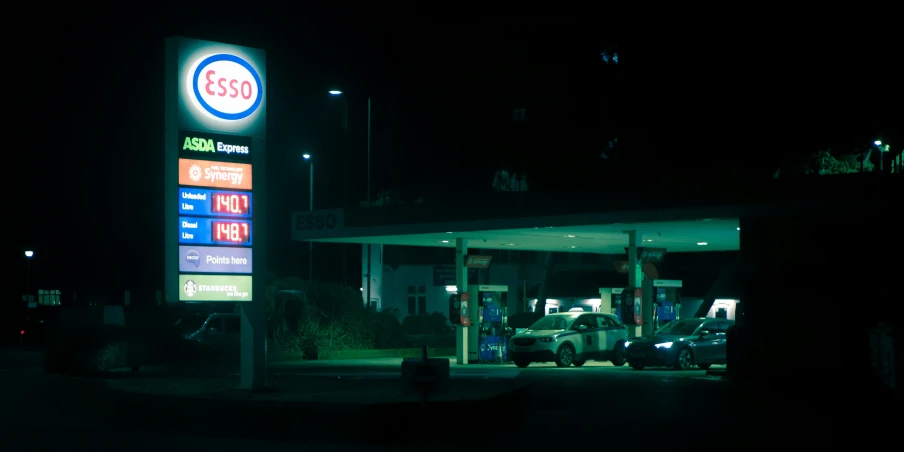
xmin=303 ymin=153 xmax=314 ymax=281
xmin=874 ymin=140 xmax=890 ymax=173
xmin=329 ymin=88 xmax=374 ymax=308
xmin=327 ymin=89 xmax=371 ymax=203
xmin=24 ymin=251 xmax=34 ymax=305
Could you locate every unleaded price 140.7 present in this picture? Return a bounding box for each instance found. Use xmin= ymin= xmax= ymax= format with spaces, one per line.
xmin=213 ymin=193 xmax=250 ymax=215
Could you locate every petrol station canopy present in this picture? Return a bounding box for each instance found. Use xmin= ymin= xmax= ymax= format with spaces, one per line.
xmin=293 ymin=187 xmax=749 ymax=253
xmin=293 ymin=177 xmax=882 ymax=254
xmin=307 ymin=218 xmax=739 ymax=254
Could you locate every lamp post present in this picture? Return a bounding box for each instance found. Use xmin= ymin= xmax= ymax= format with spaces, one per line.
xmin=303 ymin=153 xmax=314 ymax=282
xmin=874 ymin=140 xmax=890 ymax=173
xmin=24 ymin=250 xmax=34 ymax=304
xmin=329 ymin=89 xmax=373 ymax=308
xmin=329 ymin=89 xmax=372 ymax=203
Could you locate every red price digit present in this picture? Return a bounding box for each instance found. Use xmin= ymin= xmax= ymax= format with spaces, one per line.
xmin=216 ymin=222 xmax=226 ymax=241
xmin=214 ymin=221 xmax=249 ymax=242
xmin=214 ymin=194 xmax=249 ymax=215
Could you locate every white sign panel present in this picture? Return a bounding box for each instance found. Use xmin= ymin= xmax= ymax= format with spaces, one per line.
xmin=173 ymin=38 xmax=267 ymax=136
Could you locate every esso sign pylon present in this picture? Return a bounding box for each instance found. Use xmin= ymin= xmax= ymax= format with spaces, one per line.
xmin=188 ymin=53 xmax=263 ymax=121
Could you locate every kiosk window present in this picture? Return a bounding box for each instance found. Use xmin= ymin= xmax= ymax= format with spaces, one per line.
xmin=407 ymin=285 xmax=427 ymax=315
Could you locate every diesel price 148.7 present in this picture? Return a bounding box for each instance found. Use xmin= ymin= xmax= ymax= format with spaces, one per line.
xmin=179 ymin=217 xmax=252 ymax=247
xmin=213 ymin=221 xmax=250 ymax=243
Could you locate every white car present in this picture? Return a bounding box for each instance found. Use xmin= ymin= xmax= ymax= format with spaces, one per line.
xmin=508 ymin=312 xmax=629 ymax=368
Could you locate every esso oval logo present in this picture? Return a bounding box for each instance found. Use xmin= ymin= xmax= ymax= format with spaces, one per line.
xmin=189 ymin=54 xmax=263 ymax=121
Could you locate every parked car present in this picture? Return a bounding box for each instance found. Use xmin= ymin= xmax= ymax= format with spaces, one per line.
xmin=185 ymin=313 xmax=241 ymax=349
xmin=20 ymin=306 xmax=58 ymax=347
xmin=0 ymin=302 xmax=27 ymax=346
xmin=625 ymin=317 xmax=734 ymax=370
xmin=507 ymin=312 xmax=629 ymax=368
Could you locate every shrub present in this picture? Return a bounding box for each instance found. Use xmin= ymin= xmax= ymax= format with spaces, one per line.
xmin=267 ymin=278 xmax=403 ymax=358
xmin=370 ymin=308 xmax=404 ymax=349
xmin=44 ymin=323 xmax=129 ymax=375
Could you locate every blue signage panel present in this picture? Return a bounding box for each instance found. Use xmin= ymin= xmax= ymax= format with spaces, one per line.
xmin=179 ymin=245 xmax=252 ymax=274
xmin=178 ymin=187 xmax=252 ymax=218
xmin=478 ymin=335 xmax=508 ymax=362
xmin=483 ymin=304 xmax=503 ymax=323
xmin=179 ymin=216 xmax=252 ymax=246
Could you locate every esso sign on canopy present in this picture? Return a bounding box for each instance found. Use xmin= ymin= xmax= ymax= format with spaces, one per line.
xmin=189 ymin=54 xmax=263 ymax=121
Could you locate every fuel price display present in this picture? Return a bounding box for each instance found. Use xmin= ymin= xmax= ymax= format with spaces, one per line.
xmin=212 ymin=221 xmax=251 ymax=243
xmin=179 ymin=187 xmax=252 ymax=218
xmin=179 ymin=217 xmax=253 ymax=246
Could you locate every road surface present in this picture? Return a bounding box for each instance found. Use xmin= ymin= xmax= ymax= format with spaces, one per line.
xmin=0 ymin=349 xmax=892 ymax=449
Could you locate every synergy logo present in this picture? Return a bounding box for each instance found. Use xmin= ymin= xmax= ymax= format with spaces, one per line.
xmin=179 ymin=158 xmax=253 ymax=190
xmin=187 ymin=53 xmax=263 ymax=121
xmin=188 ymin=164 xmax=203 ymax=182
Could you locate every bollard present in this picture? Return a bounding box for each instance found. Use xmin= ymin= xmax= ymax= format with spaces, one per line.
xmin=401 ymin=344 xmax=450 ymax=401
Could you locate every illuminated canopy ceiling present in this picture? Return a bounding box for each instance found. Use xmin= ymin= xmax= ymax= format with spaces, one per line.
xmin=299 ymin=176 xmax=902 ymax=255
xmin=311 ymin=218 xmax=740 ymax=254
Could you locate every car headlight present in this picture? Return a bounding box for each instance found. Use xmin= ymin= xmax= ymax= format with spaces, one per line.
xmin=538 ymin=337 xmax=555 ymax=343
xmin=624 ymin=341 xmax=631 ymax=347
xmin=654 ymin=342 xmax=673 ymax=349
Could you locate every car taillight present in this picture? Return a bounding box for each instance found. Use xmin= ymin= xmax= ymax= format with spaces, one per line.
xmin=20 ymin=330 xmax=25 ymax=335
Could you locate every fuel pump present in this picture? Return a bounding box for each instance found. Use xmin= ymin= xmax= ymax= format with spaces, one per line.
xmin=611 ymin=288 xmax=625 ymax=318
xmin=641 ymin=279 xmax=682 ymax=334
xmin=448 ymin=293 xmax=461 ymax=325
xmin=477 ymin=285 xmax=512 ymax=364
xmin=618 ymin=287 xmax=636 ymax=326
xmin=616 ymin=287 xmax=643 ymax=338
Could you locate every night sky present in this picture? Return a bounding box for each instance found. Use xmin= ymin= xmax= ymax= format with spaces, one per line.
xmin=12 ymin=13 xmax=900 ymax=297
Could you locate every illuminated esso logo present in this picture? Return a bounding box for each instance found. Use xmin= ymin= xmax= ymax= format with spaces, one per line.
xmin=189 ymin=54 xmax=263 ymax=121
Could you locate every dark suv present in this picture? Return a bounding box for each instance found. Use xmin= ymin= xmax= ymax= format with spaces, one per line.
xmin=625 ymin=318 xmax=734 ymax=370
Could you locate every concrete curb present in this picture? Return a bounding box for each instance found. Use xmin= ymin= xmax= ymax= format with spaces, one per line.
xmin=318 ymin=348 xmax=456 ymax=360
xmin=267 ymin=351 xmax=457 ymax=362
xmin=265 ymin=352 xmax=302 ymax=363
